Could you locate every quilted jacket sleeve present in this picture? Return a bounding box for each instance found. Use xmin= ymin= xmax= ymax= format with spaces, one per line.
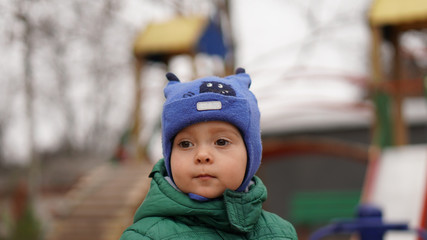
xmin=251 ymin=211 xmax=298 ymax=240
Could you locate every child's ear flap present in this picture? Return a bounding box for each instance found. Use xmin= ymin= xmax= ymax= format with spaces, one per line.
xmin=166 ymin=72 xmax=180 ymax=83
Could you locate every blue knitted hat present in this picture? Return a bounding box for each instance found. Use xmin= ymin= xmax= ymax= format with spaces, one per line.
xmin=162 ymin=68 xmax=262 ymax=192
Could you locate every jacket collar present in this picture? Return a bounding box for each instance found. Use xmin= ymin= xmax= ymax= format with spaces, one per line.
xmin=134 ymin=159 xmax=267 ymax=233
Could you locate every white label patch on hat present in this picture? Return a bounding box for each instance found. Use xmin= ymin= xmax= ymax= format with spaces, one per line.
xmin=197 ymin=101 xmax=222 ymax=111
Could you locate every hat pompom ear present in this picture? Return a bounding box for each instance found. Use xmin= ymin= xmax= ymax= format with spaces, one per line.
xmin=235 ymin=67 xmax=246 ymax=74
xmin=233 ymin=68 xmax=251 ymax=88
xmin=164 ymin=72 xmax=181 ymax=98
xmin=166 ymin=72 xmax=180 ymax=82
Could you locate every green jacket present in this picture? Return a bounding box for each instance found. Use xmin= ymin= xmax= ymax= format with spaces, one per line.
xmin=121 ymin=159 xmax=297 ymax=240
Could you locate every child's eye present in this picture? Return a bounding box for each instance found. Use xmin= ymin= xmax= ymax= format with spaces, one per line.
xmin=178 ymin=141 xmax=193 ymax=148
xmin=215 ymin=139 xmax=230 ymax=146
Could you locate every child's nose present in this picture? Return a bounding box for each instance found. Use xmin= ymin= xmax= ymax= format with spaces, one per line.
xmin=195 ymin=146 xmax=213 ymax=164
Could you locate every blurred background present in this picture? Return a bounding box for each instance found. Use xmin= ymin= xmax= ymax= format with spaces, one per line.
xmin=0 ymin=0 xmax=426 ymax=239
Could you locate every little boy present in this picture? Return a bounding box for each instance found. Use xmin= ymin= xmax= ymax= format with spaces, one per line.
xmin=121 ymin=68 xmax=297 ymax=239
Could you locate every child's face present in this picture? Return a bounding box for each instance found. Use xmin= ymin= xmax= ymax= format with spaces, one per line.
xmin=171 ymin=121 xmax=247 ymax=199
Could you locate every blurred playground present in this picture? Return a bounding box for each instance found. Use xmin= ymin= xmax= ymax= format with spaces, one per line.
xmin=1 ymin=0 xmax=427 ymax=239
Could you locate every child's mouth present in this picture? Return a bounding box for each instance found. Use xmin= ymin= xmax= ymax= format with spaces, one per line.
xmin=196 ymin=174 xmax=215 ymax=180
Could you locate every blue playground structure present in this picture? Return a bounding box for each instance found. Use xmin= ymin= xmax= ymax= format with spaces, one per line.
xmin=310 ymin=204 xmax=427 ymax=240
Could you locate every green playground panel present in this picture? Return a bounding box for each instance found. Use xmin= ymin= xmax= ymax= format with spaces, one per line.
xmin=290 ymin=190 xmax=361 ymax=225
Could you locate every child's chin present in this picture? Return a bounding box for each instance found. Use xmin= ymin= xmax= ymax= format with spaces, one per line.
xmin=194 ymin=190 xmax=223 ymax=199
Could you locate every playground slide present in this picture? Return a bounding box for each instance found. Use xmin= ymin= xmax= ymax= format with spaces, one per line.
xmin=365 ymin=144 xmax=427 ymax=240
